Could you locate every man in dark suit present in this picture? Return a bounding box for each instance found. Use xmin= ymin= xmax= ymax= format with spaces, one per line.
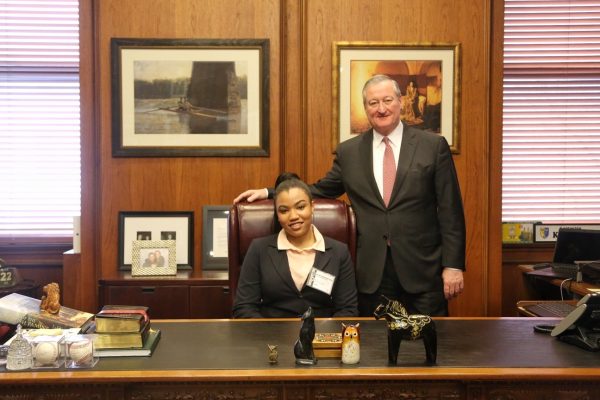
xmin=234 ymin=74 xmax=465 ymax=316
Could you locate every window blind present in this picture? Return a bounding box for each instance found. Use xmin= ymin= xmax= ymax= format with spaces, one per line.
xmin=0 ymin=0 xmax=80 ymax=236
xmin=503 ymin=0 xmax=600 ymax=223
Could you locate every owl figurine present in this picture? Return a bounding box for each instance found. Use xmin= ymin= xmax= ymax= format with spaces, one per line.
xmin=341 ymin=323 xmax=360 ymax=365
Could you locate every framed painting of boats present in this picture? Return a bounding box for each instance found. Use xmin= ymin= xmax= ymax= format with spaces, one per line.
xmin=111 ymin=38 xmax=269 ymax=157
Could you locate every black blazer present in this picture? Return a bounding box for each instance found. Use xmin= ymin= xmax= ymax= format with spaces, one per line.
xmin=309 ymin=125 xmax=466 ymax=294
xmin=232 ymin=234 xmax=359 ymax=318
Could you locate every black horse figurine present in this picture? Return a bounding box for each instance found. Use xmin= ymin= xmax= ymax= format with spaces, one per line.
xmin=373 ymin=296 xmax=437 ymax=365
xmin=294 ymin=307 xmax=317 ymax=365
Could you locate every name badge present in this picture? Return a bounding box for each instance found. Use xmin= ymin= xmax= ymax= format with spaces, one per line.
xmin=306 ymin=268 xmax=335 ymax=295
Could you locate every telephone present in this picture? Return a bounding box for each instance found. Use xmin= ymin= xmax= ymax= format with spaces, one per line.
xmin=551 ymin=293 xmax=600 ymax=351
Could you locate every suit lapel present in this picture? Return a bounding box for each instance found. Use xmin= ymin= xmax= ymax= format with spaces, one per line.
xmin=390 ymin=125 xmax=417 ymax=207
xmin=267 ymin=238 xmax=334 ymax=293
xmin=267 ymin=243 xmax=298 ymax=294
xmin=312 ymin=245 xmax=332 ymax=273
xmin=359 ymin=130 xmax=385 ymax=208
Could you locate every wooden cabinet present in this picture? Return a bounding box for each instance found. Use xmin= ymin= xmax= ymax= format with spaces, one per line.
xmin=99 ymin=271 xmax=231 ymax=319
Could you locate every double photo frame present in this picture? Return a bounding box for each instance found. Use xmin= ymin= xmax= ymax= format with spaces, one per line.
xmin=118 ymin=211 xmax=193 ymax=271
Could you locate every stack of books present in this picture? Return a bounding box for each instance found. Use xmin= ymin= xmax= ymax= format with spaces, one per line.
xmin=92 ymin=305 xmax=161 ymax=357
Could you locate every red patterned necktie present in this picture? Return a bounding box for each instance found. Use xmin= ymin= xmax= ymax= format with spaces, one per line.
xmin=382 ymin=137 xmax=396 ymax=207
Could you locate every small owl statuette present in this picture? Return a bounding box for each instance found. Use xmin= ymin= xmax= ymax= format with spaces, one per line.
xmin=267 ymin=344 xmax=278 ymax=364
xmin=341 ymin=323 xmax=360 ymax=365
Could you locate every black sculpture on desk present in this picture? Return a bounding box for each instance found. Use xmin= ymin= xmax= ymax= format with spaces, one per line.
xmin=373 ymin=296 xmax=437 ymax=365
xmin=294 ymin=307 xmax=317 ymax=365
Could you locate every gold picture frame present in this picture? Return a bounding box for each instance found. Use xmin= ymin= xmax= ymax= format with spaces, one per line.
xmin=332 ymin=42 xmax=461 ymax=153
xmin=131 ymin=240 xmax=177 ymax=277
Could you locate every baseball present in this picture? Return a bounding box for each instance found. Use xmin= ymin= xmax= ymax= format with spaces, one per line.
xmin=34 ymin=341 xmax=59 ymax=365
xmin=69 ymin=339 xmax=93 ymax=365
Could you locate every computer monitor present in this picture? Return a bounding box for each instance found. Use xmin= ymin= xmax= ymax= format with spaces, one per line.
xmin=553 ymin=228 xmax=600 ymax=264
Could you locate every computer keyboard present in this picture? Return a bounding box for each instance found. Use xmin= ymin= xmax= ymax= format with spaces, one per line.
xmin=524 ymin=302 xmax=576 ymax=318
xmin=550 ymin=263 xmax=579 ymax=279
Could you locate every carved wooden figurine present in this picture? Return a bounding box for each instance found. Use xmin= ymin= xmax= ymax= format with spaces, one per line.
xmin=40 ymin=282 xmax=61 ymax=315
xmin=267 ymin=344 xmax=278 ymax=364
xmin=341 ymin=322 xmax=360 ymax=364
xmin=293 ymin=307 xmax=317 ymax=365
xmin=373 ymin=296 xmax=437 ymax=365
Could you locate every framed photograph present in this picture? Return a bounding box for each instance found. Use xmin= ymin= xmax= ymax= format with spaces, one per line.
xmin=202 ymin=206 xmax=230 ymax=271
xmin=118 ymin=211 xmax=193 ymax=270
xmin=111 ymin=38 xmax=270 ymax=157
xmin=332 ymin=42 xmax=461 ymax=153
xmin=131 ymin=240 xmax=177 ymax=276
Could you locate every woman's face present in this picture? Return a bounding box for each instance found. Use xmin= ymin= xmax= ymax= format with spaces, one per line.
xmin=275 ymin=187 xmax=314 ymax=244
xmin=148 ymin=253 xmax=156 ymax=262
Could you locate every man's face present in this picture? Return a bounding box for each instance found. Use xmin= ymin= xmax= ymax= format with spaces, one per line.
xmin=364 ymin=80 xmax=401 ymax=136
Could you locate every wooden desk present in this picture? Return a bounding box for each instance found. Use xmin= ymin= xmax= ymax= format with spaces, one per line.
xmin=516 ymin=299 xmax=577 ymax=317
xmin=519 ymin=264 xmax=600 ymax=297
xmin=1 ymin=318 xmax=599 ymax=400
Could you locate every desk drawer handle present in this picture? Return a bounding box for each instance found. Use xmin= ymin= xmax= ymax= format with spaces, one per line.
xmin=141 ymin=287 xmax=155 ymax=293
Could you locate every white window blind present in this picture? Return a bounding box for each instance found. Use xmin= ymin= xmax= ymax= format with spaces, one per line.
xmin=0 ymin=0 xmax=80 ymax=236
xmin=503 ymin=0 xmax=600 ymax=223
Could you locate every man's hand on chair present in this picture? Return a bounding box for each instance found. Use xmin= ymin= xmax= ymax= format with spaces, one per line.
xmin=233 ymin=189 xmax=268 ymax=204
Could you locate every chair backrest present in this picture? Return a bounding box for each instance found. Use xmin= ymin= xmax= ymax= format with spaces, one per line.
xmin=228 ymin=198 xmax=357 ymax=305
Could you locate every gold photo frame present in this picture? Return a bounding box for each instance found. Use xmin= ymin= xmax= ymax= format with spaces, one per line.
xmin=131 ymin=240 xmax=177 ymax=277
xmin=332 ymin=42 xmax=461 ymax=153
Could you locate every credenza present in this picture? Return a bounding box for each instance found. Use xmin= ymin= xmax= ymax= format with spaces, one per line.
xmin=1 ymin=318 xmax=599 ymax=400
xmin=99 ymin=270 xmax=231 ymax=319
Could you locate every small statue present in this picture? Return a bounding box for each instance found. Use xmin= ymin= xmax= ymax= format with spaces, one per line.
xmin=40 ymin=282 xmax=61 ymax=315
xmin=6 ymin=325 xmax=32 ymax=371
xmin=341 ymin=322 xmax=360 ymax=365
xmin=267 ymin=344 xmax=278 ymax=364
xmin=373 ymin=295 xmax=437 ymax=365
xmin=293 ymin=307 xmax=317 ymax=365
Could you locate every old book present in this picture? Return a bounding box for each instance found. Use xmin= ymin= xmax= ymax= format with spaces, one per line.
xmin=93 ymin=319 xmax=150 ymax=349
xmin=0 ymin=293 xmax=94 ymax=331
xmin=93 ymin=328 xmax=161 ymax=357
xmin=95 ymin=305 xmax=149 ymax=333
xmin=97 ymin=305 xmax=149 ymax=318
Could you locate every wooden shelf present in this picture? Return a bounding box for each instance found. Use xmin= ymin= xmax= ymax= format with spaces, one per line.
xmin=99 ymin=271 xmax=231 ymax=319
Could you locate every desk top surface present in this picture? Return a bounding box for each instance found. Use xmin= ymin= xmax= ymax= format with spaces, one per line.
xmin=1 ymin=318 xmax=599 ymax=383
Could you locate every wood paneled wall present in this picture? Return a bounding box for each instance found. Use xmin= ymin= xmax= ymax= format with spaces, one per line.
xmin=79 ymin=0 xmax=503 ymax=316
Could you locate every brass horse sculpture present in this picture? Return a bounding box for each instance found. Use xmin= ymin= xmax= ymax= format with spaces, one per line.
xmin=373 ymin=296 xmax=437 ymax=365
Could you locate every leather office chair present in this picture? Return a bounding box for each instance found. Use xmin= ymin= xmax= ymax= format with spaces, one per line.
xmin=228 ymin=198 xmax=357 ymax=306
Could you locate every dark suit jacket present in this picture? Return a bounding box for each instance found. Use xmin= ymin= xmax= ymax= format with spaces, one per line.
xmin=232 ymin=234 xmax=359 ymax=318
xmin=309 ymin=125 xmax=466 ymax=294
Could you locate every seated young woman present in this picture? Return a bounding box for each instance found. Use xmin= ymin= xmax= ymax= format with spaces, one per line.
xmin=232 ymin=175 xmax=359 ymax=318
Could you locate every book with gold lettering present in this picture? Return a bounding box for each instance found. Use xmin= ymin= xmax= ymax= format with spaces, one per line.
xmin=93 ymin=319 xmax=151 ymax=349
xmin=93 ymin=328 xmax=161 ymax=357
xmin=95 ymin=305 xmax=149 ymax=333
